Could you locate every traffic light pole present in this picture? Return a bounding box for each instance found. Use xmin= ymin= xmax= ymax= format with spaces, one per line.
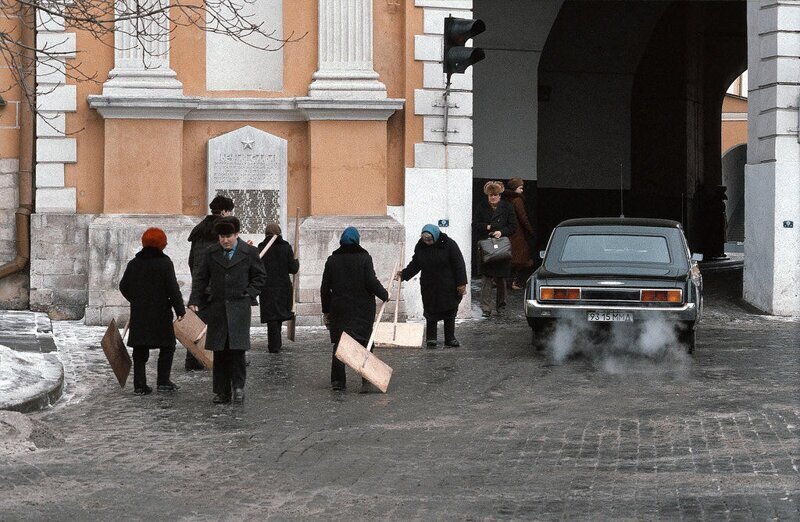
xmin=442 ymin=77 xmax=452 ymax=146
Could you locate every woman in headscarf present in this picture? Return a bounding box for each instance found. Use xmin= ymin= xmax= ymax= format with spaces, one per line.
xmin=320 ymin=227 xmax=389 ymax=391
xmin=257 ymin=222 xmax=299 ymax=354
xmin=473 ymin=181 xmax=518 ymax=318
xmin=397 ymin=224 xmax=467 ymax=348
xmin=119 ymin=227 xmax=185 ymax=395
xmin=502 ymin=177 xmax=535 ymax=290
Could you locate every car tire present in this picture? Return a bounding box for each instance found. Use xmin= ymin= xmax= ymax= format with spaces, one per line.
xmin=678 ymin=321 xmax=696 ymax=354
xmin=529 ymin=318 xmax=551 ymax=351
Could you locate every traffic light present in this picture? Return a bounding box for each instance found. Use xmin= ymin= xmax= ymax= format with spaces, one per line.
xmin=443 ymin=16 xmax=486 ymax=84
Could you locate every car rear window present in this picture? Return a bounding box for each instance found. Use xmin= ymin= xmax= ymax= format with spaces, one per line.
xmin=561 ymin=234 xmax=671 ymax=264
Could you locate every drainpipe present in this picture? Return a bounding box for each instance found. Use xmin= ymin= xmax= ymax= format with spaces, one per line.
xmin=0 ymin=10 xmax=34 ymax=281
xmin=0 ymin=189 xmax=32 ymax=280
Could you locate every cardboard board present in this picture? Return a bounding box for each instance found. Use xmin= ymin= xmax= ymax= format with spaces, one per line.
xmin=173 ymin=309 xmax=213 ymax=369
xmin=335 ymin=332 xmax=393 ymax=393
xmin=101 ymin=318 xmax=132 ymax=388
xmin=374 ymin=322 xmax=425 ymax=349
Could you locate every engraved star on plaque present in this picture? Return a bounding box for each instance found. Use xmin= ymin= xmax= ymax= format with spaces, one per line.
xmin=242 ymin=138 xmax=255 ymax=150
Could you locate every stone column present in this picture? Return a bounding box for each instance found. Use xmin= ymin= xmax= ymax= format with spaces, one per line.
xmin=308 ymin=0 xmax=387 ymax=99
xmin=101 ymin=0 xmax=183 ymax=97
xmin=743 ymin=1 xmax=800 ymax=316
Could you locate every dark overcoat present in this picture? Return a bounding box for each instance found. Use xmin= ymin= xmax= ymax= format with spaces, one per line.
xmin=400 ymin=233 xmax=467 ymax=318
xmin=502 ymin=190 xmax=534 ymax=268
xmin=256 ymin=234 xmax=299 ymax=323
xmin=119 ymin=247 xmax=185 ymax=348
xmin=187 ymin=215 xmax=219 ymax=272
xmin=473 ymin=198 xmax=518 ymax=278
xmin=320 ymin=244 xmax=389 ymax=344
xmin=188 ymin=239 xmax=266 ymax=351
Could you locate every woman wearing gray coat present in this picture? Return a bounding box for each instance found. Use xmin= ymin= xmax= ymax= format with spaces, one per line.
xmin=189 ymin=217 xmax=266 ymax=404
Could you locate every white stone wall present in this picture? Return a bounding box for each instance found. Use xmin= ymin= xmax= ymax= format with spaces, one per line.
xmin=29 ymin=214 xmax=93 ymax=319
xmin=743 ymin=0 xmax=800 ymax=316
xmin=295 ymin=216 xmax=405 ymax=326
xmin=405 ymin=0 xmax=476 ymax=319
xmin=206 ymin=0 xmax=283 ymax=91
xmin=0 ymin=159 xmax=28 ymax=309
xmin=35 ymin=10 xmax=77 ymax=213
xmin=84 ymin=215 xmax=198 ymax=325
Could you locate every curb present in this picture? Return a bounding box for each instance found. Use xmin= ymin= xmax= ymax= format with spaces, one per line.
xmin=4 ymin=365 xmax=65 ymax=414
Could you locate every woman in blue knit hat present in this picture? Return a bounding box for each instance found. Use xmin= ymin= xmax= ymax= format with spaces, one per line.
xmin=320 ymin=226 xmax=389 ymax=390
xmin=397 ymin=224 xmax=468 ymax=347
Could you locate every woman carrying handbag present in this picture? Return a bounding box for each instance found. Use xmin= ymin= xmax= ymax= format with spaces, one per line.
xmin=473 ymin=181 xmax=518 ymax=318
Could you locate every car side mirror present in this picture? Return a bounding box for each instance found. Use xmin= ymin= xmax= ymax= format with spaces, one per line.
xmin=691 ymin=253 xmax=703 ymax=262
xmin=539 ymin=250 xmax=546 ymax=260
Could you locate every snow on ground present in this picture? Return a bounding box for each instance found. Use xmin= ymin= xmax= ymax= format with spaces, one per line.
xmin=0 ymin=345 xmax=62 ymax=410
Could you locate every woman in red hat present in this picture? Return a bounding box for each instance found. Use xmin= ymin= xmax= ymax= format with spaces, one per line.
xmin=120 ymin=227 xmax=186 ymax=395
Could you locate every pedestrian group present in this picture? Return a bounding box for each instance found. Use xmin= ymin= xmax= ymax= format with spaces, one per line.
xmin=119 ymin=180 xmax=536 ymax=403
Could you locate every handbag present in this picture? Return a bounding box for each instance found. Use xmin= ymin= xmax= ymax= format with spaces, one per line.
xmin=478 ymin=236 xmax=512 ymax=264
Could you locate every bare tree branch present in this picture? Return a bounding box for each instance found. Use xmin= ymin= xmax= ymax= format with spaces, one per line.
xmin=0 ymin=0 xmax=306 ymax=124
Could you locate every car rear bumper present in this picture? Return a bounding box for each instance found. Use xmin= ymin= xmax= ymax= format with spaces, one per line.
xmin=525 ymin=299 xmax=698 ymax=322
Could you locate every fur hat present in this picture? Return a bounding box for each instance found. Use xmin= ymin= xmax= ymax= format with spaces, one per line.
xmin=214 ymin=216 xmax=240 ymax=236
xmin=507 ymin=177 xmax=524 ymax=190
xmin=483 ymin=181 xmax=504 ymax=196
xmin=265 ymin=223 xmax=281 ymax=236
xmin=209 ymin=195 xmax=234 ymax=213
xmin=141 ymin=227 xmax=167 ymax=250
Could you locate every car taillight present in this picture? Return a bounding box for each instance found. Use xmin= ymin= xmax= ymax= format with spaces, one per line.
xmin=640 ymin=289 xmax=682 ymax=303
xmin=540 ymin=287 xmax=581 ymax=300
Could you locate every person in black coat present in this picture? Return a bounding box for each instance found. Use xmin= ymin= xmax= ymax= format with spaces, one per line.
xmin=119 ymin=227 xmax=186 ymax=395
xmin=189 ymin=217 xmax=266 ymax=404
xmin=185 ymin=194 xmax=234 ymax=371
xmin=320 ymin=226 xmax=389 ymax=391
xmin=473 ymin=180 xmax=518 ymax=318
xmin=257 ymin=222 xmax=299 ymax=353
xmin=397 ymin=224 xmax=467 ymax=348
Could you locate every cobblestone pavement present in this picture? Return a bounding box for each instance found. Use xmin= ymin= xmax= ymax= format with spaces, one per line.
xmin=1 ymin=269 xmax=798 ymax=520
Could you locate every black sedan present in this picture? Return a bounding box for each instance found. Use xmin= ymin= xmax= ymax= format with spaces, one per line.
xmin=525 ymin=218 xmax=703 ymax=353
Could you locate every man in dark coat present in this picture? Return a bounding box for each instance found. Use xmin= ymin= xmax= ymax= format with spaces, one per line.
xmin=185 ymin=194 xmax=234 ymax=371
xmin=189 ymin=216 xmax=266 ymax=404
xmin=320 ymin=226 xmax=389 ymax=391
xmin=257 ymin=222 xmax=299 ymax=353
xmin=398 ymin=224 xmax=467 ymax=348
xmin=120 ymin=227 xmax=186 ymax=395
xmin=473 ymin=180 xmax=518 ymax=318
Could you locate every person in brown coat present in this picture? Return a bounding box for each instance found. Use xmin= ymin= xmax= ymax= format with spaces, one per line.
xmin=503 ymin=177 xmax=535 ymax=290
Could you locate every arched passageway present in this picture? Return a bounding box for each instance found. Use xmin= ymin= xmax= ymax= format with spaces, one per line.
xmin=473 ymin=0 xmax=747 ymax=264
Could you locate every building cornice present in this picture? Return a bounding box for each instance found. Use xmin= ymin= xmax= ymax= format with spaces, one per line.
xmin=87 ymin=95 xmax=404 ymax=121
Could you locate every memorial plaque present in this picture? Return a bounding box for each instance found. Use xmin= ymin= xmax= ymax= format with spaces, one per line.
xmin=207 ymin=126 xmax=288 ymax=239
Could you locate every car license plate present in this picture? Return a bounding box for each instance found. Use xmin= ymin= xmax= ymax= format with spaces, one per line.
xmin=587 ymin=311 xmax=634 ymax=322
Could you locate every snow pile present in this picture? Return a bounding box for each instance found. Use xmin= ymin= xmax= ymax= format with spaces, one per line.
xmin=0 ymin=345 xmax=63 ymax=410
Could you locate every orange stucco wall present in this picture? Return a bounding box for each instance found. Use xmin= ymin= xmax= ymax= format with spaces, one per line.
xmin=404 ymin=2 xmax=424 ymax=170
xmin=103 ymin=119 xmax=184 ymax=213
xmin=66 ymin=27 xmax=113 ymax=214
xmin=61 ymin=1 xmax=412 ymax=217
xmin=722 ymin=120 xmax=747 ymax=155
xmin=182 ymin=121 xmax=309 ymax=216
xmin=0 ymin=12 xmax=34 ymax=201
xmin=721 ymin=94 xmax=747 ymax=155
xmin=0 ymin=15 xmax=22 ymax=159
xmin=308 ymin=120 xmax=387 ymax=215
